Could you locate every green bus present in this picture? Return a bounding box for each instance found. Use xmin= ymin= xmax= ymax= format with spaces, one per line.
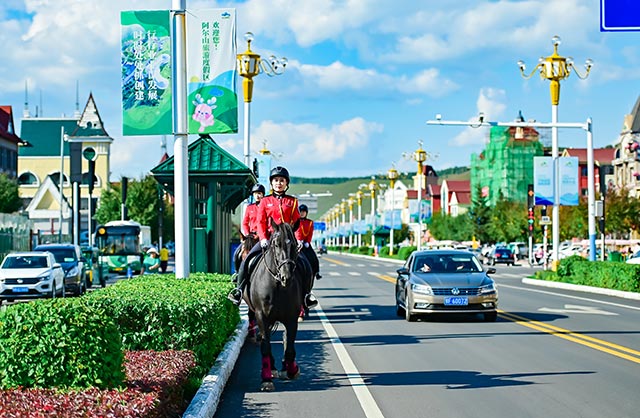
xmin=95 ymin=220 xmax=152 ymax=275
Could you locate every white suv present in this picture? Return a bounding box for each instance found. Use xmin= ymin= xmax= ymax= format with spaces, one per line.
xmin=0 ymin=252 xmax=66 ymax=303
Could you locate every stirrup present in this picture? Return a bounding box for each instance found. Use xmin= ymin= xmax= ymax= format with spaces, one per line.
xmin=227 ymin=288 xmax=242 ymax=305
xmin=304 ymin=293 xmax=318 ymax=309
xmin=315 ymin=273 xmax=322 ymax=280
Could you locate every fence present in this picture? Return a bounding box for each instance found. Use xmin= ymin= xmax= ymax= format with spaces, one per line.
xmin=0 ymin=213 xmax=34 ymax=261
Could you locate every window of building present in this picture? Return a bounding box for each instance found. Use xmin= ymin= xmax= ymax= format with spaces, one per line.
xmin=81 ymin=172 xmax=101 ymax=189
xmin=48 ymin=172 xmax=69 ymax=185
xmin=18 ymin=172 xmax=39 ymax=186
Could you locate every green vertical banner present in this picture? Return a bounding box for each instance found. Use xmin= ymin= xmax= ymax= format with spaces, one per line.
xmin=121 ymin=10 xmax=172 ymax=136
xmin=186 ymin=9 xmax=238 ymax=134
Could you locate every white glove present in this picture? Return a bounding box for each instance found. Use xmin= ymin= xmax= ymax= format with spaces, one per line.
xmin=297 ymin=240 xmax=304 ymax=251
xmin=260 ymin=239 xmax=269 ymax=249
xmin=303 ymin=242 xmax=310 ymax=248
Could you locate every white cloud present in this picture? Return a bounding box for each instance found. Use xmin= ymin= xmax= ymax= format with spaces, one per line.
xmin=253 ymin=117 xmax=383 ymax=166
xmin=450 ymin=88 xmax=507 ymax=147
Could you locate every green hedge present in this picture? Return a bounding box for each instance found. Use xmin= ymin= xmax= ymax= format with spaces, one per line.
xmin=0 ymin=298 xmax=124 ymax=389
xmin=84 ymin=273 xmax=239 ymax=377
xmin=397 ymin=246 xmax=416 ymax=261
xmin=535 ymin=255 xmax=640 ymax=293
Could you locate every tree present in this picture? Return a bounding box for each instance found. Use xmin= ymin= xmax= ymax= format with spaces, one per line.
xmin=485 ymin=191 xmax=527 ymax=243
xmin=427 ymin=212 xmax=473 ymax=242
xmin=469 ymin=185 xmax=492 ymax=244
xmin=559 ymin=197 xmax=588 ymax=240
xmin=0 ymin=174 xmax=23 ymax=213
xmin=93 ymin=175 xmax=172 ymax=243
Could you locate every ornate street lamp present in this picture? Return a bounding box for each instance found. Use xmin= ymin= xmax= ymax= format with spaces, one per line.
xmin=414 ymin=142 xmax=428 ymax=251
xmin=387 ymin=165 xmax=399 ymax=255
xmin=340 ymin=199 xmax=347 ymax=247
xmin=347 ymin=196 xmax=355 ymax=247
xmin=237 ymin=32 xmax=287 ymax=168
xmin=368 ymin=178 xmax=378 ymax=249
xmin=356 ymin=190 xmax=364 ymax=247
xmin=518 ymin=35 xmax=592 ymax=268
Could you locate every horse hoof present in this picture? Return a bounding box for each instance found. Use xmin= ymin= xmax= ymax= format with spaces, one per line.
xmin=297 ymin=316 xmax=304 ymax=323
xmin=261 ymin=381 xmax=275 ymax=392
xmin=271 ymin=369 xmax=279 ymax=379
xmin=279 ymin=367 xmax=300 ymax=380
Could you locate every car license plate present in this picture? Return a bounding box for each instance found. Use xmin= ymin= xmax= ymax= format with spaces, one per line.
xmin=12 ymin=287 xmax=29 ymax=293
xmin=444 ymin=297 xmax=468 ymax=306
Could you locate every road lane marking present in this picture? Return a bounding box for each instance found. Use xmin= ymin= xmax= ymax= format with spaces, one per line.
xmin=498 ymin=283 xmax=640 ymax=311
xmin=348 ymin=272 xmax=361 ymax=276
xmin=369 ymin=272 xmax=395 ymax=284
xmin=499 ymin=310 xmax=640 ymax=364
xmin=315 ymin=302 xmax=385 ymax=418
xmin=538 ymin=304 xmax=618 ymax=316
xmin=322 ymin=257 xmax=350 ymax=266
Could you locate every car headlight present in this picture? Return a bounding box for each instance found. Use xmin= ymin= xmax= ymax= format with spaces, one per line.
xmin=411 ymin=283 xmax=433 ymax=296
xmin=479 ymin=282 xmax=496 ymax=294
xmin=37 ymin=271 xmax=53 ymax=281
xmin=65 ymin=266 xmax=79 ymax=278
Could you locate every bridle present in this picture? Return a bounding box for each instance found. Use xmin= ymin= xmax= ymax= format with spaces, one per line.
xmin=262 ymin=231 xmax=297 ymax=286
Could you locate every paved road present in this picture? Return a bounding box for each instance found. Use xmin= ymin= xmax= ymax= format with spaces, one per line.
xmin=213 ymin=253 xmax=640 ymax=418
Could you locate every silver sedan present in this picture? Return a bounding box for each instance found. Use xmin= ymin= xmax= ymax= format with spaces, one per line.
xmin=395 ymin=249 xmax=498 ymax=322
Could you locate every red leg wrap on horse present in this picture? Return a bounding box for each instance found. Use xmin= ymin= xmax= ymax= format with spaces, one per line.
xmin=261 ymin=356 xmax=273 ymax=380
xmin=285 ymin=359 xmax=299 ymax=378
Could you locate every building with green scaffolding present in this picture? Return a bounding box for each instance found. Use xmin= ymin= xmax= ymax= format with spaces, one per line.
xmin=471 ymin=125 xmax=545 ymax=206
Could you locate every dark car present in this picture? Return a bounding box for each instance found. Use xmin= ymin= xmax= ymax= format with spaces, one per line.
xmin=34 ymin=244 xmax=86 ymax=295
xmin=395 ymin=249 xmax=498 ymax=322
xmin=486 ymin=247 xmax=515 ymax=266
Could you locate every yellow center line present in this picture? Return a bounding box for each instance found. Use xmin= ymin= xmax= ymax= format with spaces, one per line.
xmin=499 ymin=310 xmax=640 ymax=364
xmin=322 ymin=256 xmax=350 ymax=266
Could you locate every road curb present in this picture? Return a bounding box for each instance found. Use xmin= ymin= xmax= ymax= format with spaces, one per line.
xmin=522 ymin=278 xmax=640 ymax=301
xmin=182 ymin=307 xmax=248 ymax=418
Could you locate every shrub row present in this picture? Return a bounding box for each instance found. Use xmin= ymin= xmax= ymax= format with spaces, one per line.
xmin=0 ymin=349 xmax=196 ymax=417
xmin=0 ymin=298 xmax=124 ymax=389
xmin=535 ymin=255 xmax=640 ymax=293
xmin=84 ymin=273 xmax=239 ymax=378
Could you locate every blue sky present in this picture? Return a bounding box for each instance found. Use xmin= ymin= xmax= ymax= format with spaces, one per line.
xmin=1 ymin=0 xmax=640 ymax=180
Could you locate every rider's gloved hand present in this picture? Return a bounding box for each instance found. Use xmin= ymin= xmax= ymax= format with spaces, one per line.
xmin=260 ymin=239 xmax=269 ymax=249
xmin=303 ymin=242 xmax=310 ymax=248
xmin=297 ymin=240 xmax=304 ymax=251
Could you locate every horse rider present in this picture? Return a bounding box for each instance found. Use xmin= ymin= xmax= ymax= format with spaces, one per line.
xmin=228 ymin=166 xmax=318 ymax=309
xmin=233 ymin=183 xmax=265 ymax=272
xmin=296 ymin=204 xmax=322 ymax=280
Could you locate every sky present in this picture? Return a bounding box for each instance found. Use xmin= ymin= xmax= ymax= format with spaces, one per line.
xmin=2 ymin=0 xmax=640 ymax=181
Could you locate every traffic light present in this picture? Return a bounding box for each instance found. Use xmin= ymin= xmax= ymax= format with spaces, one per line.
xmin=528 ymin=206 xmax=535 ymax=234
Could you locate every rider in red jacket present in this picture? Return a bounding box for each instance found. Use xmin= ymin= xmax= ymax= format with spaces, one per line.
xmin=295 ymin=204 xmax=321 ymax=280
xmin=233 ymin=183 xmax=265 ymax=272
xmin=228 ymin=166 xmax=317 ymax=308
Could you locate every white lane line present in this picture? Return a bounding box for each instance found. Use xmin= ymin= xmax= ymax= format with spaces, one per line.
xmin=329 ymin=272 xmax=340 ymax=276
xmin=316 ymin=303 xmax=385 ymax=418
xmin=498 ymin=283 xmax=640 ymax=311
xmin=348 ymin=272 xmax=361 ymax=276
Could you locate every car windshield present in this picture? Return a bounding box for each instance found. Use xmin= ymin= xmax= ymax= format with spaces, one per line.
xmin=413 ymin=254 xmax=482 ymax=273
xmin=46 ymin=249 xmax=77 ymax=263
xmin=2 ymin=256 xmax=49 ymax=269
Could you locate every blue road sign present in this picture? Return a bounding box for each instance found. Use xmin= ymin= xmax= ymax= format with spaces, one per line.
xmin=601 ymin=0 xmax=640 ymax=31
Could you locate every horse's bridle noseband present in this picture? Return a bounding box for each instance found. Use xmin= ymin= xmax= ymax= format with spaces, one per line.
xmin=262 ymin=246 xmax=297 ymax=286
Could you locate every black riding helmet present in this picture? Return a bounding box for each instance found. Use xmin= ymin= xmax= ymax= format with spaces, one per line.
xmin=299 ymin=204 xmax=308 ymax=212
xmin=269 ymin=166 xmax=290 ymax=184
xmin=251 ymin=184 xmax=266 ymax=194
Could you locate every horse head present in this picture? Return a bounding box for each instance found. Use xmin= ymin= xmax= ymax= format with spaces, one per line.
xmin=268 ymin=218 xmax=298 ymax=287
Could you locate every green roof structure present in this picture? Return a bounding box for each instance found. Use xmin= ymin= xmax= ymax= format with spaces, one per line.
xmin=19 ymin=118 xmax=79 ymax=157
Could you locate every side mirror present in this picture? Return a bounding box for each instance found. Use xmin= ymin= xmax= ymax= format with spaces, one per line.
xmin=486 ymin=267 xmax=496 ymax=274
xmin=396 ymin=267 xmax=409 ymax=275
xmin=53 ymin=263 xmax=62 ymax=269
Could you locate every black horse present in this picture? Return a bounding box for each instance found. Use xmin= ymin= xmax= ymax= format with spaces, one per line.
xmin=237 ymin=232 xmax=259 ymax=340
xmin=243 ymin=219 xmax=312 ymax=392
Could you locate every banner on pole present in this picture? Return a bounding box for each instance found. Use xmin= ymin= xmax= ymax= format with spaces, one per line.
xmin=533 ymin=156 xmax=553 ymax=206
xmin=186 ymin=9 xmax=238 ymax=134
xmin=559 ymin=156 xmax=579 ymax=206
xmin=409 ymin=199 xmax=431 ymax=223
xmin=121 ymin=10 xmax=172 ymax=136
xmin=383 ymin=210 xmax=403 ymax=229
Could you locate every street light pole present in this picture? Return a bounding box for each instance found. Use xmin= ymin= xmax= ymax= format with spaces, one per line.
xmin=368 ymin=178 xmax=378 ymax=250
xmin=356 ymin=190 xmax=363 ymax=247
xmin=414 ymin=142 xmax=427 ymax=251
xmin=387 ymin=165 xmax=399 ymax=255
xmin=518 ymin=35 xmax=592 ymax=268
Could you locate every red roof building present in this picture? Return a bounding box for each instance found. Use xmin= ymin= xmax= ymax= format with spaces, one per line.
xmin=0 ymin=106 xmax=25 ymax=178
xmin=561 ymin=147 xmax=616 ymax=196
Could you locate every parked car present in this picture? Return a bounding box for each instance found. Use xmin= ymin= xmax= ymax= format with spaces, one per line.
xmin=486 ymin=247 xmax=515 ymax=266
xmin=0 ymin=252 xmax=65 ymax=303
xmin=34 ymin=244 xmax=86 ymax=295
xmin=626 ymin=251 xmax=640 ymax=264
xmin=395 ymin=249 xmax=498 ymax=322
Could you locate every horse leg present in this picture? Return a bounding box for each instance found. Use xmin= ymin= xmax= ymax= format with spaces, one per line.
xmin=248 ymin=309 xmax=258 ymax=342
xmin=256 ymin=313 xmax=276 ymax=391
xmin=281 ymin=320 xmax=300 ymax=380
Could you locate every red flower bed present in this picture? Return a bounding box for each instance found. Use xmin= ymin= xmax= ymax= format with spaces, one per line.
xmin=0 ymin=350 xmax=196 ymax=418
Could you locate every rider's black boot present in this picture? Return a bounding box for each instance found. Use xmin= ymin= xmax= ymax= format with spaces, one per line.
xmin=304 ymin=292 xmax=318 ymax=308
